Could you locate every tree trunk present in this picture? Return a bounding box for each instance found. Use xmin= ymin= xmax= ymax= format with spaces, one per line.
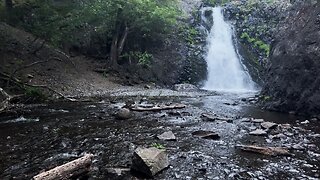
xmin=110 ymin=33 xmax=119 ymax=68
xmin=5 ymin=0 xmax=13 ymax=10
xmin=118 ymin=25 xmax=129 ymax=56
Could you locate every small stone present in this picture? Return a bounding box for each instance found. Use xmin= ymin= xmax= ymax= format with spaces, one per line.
xmin=289 ymin=111 xmax=296 ymax=115
xmin=173 ymin=83 xmax=198 ymax=91
xmin=131 ymin=147 xmax=169 ymax=177
xmin=261 ymin=122 xmax=278 ymax=129
xmin=281 ymin=124 xmax=291 ymax=129
xmin=27 ymin=74 xmax=34 ymax=78
xmin=106 ymin=168 xmax=130 ymax=176
xmin=270 ymin=133 xmax=286 ymax=139
xmin=116 ymin=108 xmax=132 ymax=120
xmin=310 ymin=134 xmax=320 ymax=138
xmin=292 ymin=144 xmax=304 ymax=150
xmin=192 ymin=130 xmax=220 ymax=140
xmin=144 ymin=85 xmax=151 ymax=89
xmin=252 ymin=119 xmax=264 ymax=123
xmin=300 ymin=120 xmax=310 ymax=124
xmin=157 ymin=131 xmax=176 ymax=141
xmin=249 ymin=129 xmax=267 ymax=136
xmin=241 ymin=118 xmax=251 ymax=122
xmin=311 ymin=118 xmax=318 ymax=121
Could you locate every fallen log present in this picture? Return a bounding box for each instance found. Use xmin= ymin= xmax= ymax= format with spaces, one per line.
xmin=236 ymin=145 xmax=291 ymax=156
xmin=131 ymin=103 xmax=186 ymax=112
xmin=33 ymin=154 xmax=94 ymax=180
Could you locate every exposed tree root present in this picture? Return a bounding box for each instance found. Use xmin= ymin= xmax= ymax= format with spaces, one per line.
xmin=0 ymin=72 xmax=76 ymax=102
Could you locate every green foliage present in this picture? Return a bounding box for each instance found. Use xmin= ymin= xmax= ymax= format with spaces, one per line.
xmin=123 ymin=51 xmax=153 ymax=66
xmin=203 ymin=0 xmax=230 ymax=6
xmin=261 ymin=95 xmax=271 ymax=101
xmin=1 ymin=0 xmax=180 ymax=56
xmin=137 ymin=52 xmax=153 ymax=67
xmin=151 ymin=143 xmax=165 ymax=150
xmin=25 ymin=87 xmax=46 ymax=101
xmin=240 ymin=32 xmax=270 ymax=57
xmin=183 ymin=26 xmax=200 ymax=45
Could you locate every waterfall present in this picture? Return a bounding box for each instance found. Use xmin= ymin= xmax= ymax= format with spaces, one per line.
xmin=202 ymin=7 xmax=256 ymax=92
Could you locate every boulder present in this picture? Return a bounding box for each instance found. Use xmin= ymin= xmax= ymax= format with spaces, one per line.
xmin=131 ymin=147 xmax=169 ymax=177
xmin=116 ymin=108 xmax=132 ymax=120
xmin=157 ymin=131 xmax=176 ymax=141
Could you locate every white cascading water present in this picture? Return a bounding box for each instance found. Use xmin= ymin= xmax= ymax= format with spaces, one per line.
xmin=203 ymin=7 xmax=256 ymax=92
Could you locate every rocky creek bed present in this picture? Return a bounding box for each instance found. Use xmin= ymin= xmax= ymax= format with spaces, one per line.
xmin=0 ymin=89 xmax=319 ymax=179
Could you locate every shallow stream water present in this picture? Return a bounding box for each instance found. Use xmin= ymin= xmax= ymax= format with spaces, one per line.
xmin=0 ymin=90 xmax=319 ymax=179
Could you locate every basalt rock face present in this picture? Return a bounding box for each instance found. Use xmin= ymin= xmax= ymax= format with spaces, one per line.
xmin=262 ymin=2 xmax=320 ymax=116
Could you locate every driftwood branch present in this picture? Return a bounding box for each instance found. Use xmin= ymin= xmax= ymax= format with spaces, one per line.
xmin=0 ymin=87 xmax=11 ymax=111
xmin=236 ymin=145 xmax=291 ymax=156
xmin=131 ymin=103 xmax=186 ymax=112
xmin=33 ymin=154 xmax=94 ymax=180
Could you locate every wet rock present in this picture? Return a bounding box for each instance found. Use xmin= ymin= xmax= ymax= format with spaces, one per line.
xmin=144 ymin=85 xmax=151 ymax=89
xmin=251 ymin=119 xmax=264 ymax=123
xmin=131 ymin=147 xmax=169 ymax=177
xmin=116 ymin=108 xmax=132 ymax=120
xmin=249 ymin=129 xmax=267 ymax=136
xmin=167 ymin=111 xmax=182 ymax=117
xmin=270 ymin=133 xmax=286 ymax=140
xmin=261 ymin=122 xmax=278 ymax=130
xmin=236 ymin=145 xmax=291 ymax=156
xmin=310 ymin=134 xmax=320 ymax=138
xmin=300 ymin=120 xmax=310 ymax=124
xmin=201 ymin=113 xmax=218 ymax=121
xmin=27 ymin=74 xmax=34 ymax=78
xmin=173 ymin=83 xmax=198 ymax=91
xmin=241 ymin=118 xmax=251 ymax=122
xmin=280 ymin=124 xmax=291 ymax=129
xmin=192 ymin=130 xmax=220 ymax=140
xmin=106 ymin=168 xmax=130 ymax=176
xmin=292 ymin=144 xmax=305 ymax=150
xmin=157 ymin=131 xmax=176 ymax=141
xmin=181 ymin=111 xmax=192 ymax=116
xmin=201 ymin=113 xmax=232 ymax=122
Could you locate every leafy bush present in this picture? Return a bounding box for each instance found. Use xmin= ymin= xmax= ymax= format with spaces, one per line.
xmin=241 ymin=32 xmax=270 ymax=57
xmin=151 ymin=143 xmax=165 ymax=149
xmin=25 ymin=87 xmax=46 ymax=101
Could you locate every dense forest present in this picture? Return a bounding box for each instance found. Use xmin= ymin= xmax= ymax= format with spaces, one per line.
xmin=0 ymin=0 xmax=319 ymax=179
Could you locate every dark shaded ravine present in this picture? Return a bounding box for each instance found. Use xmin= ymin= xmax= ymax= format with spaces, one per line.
xmin=0 ymin=91 xmax=319 ymax=179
